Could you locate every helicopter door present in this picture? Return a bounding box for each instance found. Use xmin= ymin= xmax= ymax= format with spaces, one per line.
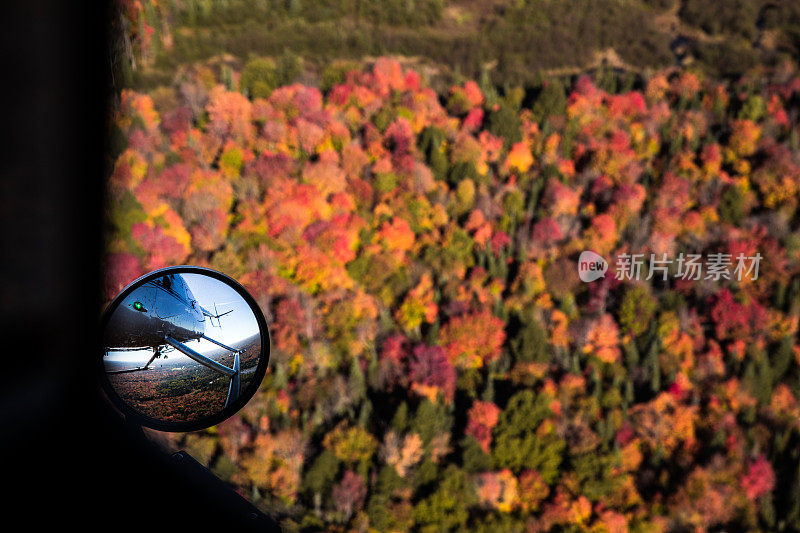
xmin=155 ymin=278 xmax=184 ymax=319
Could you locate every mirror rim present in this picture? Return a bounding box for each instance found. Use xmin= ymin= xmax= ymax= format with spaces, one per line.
xmin=99 ymin=265 xmax=271 ymax=432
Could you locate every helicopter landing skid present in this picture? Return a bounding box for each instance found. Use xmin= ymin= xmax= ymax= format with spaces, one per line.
xmin=163 ymin=335 xmax=241 ymax=407
xmin=106 ymin=346 xmax=162 ymax=375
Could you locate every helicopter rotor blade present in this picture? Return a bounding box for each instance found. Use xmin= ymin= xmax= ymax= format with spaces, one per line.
xmin=200 ymin=305 xmax=234 ymax=326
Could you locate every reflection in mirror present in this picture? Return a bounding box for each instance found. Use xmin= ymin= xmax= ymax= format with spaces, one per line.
xmin=103 ymin=272 xmax=262 ymax=424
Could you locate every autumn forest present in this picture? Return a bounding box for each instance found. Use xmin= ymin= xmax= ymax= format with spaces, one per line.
xmin=105 ymin=1 xmax=800 ymax=531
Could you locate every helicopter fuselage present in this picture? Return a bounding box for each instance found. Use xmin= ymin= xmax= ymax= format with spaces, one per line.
xmin=104 ymin=274 xmax=205 ymax=350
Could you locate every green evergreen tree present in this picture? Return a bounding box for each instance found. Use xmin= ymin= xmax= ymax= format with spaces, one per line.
xmin=619 ymin=285 xmax=657 ymax=338
xmin=390 ymin=402 xmax=409 ymax=433
xmin=509 ymin=312 xmax=549 ymax=363
xmin=302 ymin=449 xmax=340 ymax=497
xmin=412 ymin=465 xmax=475 ymax=530
xmin=492 ymin=390 xmax=564 ymax=481
xmin=532 ymin=80 xmax=567 ymax=124
xmin=410 ymin=400 xmax=452 ymax=449
xmin=487 ymin=103 xmax=522 ymax=150
xmin=240 ymin=56 xmax=278 ymax=99
xmin=418 ymin=126 xmax=449 ymax=181
xmin=461 ymin=436 xmax=492 ymax=473
xmin=349 ymin=357 xmax=367 ymax=403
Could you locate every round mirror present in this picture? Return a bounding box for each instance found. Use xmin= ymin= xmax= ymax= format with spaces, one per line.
xmin=100 ymin=266 xmax=270 ymax=431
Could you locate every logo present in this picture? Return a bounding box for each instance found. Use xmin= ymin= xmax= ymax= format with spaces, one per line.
xmin=578 ymin=251 xmax=608 ymax=282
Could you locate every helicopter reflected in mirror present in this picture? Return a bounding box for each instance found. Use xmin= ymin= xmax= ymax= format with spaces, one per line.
xmin=103 ymin=272 xmax=262 ymax=424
